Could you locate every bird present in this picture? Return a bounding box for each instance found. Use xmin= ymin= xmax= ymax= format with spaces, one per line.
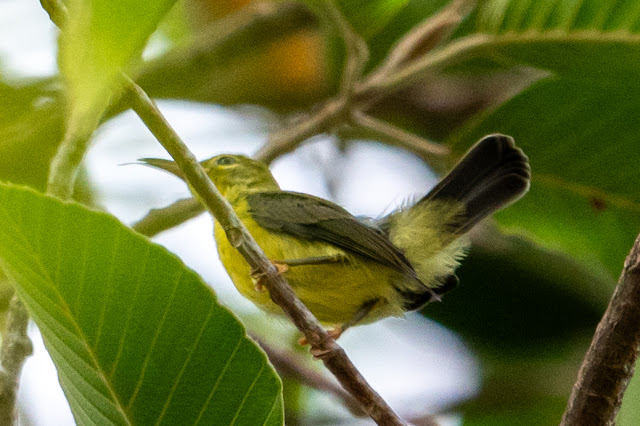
xmin=140 ymin=134 xmax=530 ymax=340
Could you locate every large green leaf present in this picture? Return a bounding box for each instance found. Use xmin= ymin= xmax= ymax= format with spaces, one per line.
xmin=380 ymin=0 xmax=640 ymax=92
xmin=475 ymin=0 xmax=640 ymax=33
xmin=59 ymin=0 xmax=177 ymax=136
xmin=448 ymin=78 xmax=640 ymax=280
xmin=0 ymin=183 xmax=282 ymax=424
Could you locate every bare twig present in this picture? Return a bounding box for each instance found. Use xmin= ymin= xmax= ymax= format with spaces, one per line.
xmin=132 ymin=197 xmax=203 ymax=237
xmin=356 ymin=34 xmax=490 ymax=99
xmin=366 ymin=0 xmax=474 ymax=86
xmin=253 ymin=98 xmax=347 ymax=163
xmin=123 ymin=76 xmax=405 ymax=425
xmin=351 ymin=110 xmax=450 ymax=157
xmin=0 ymin=297 xmax=33 ymax=425
xmin=561 ymin=233 xmax=640 ymax=425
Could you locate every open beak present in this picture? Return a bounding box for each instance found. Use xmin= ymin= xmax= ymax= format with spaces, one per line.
xmin=138 ymin=158 xmax=185 ymax=180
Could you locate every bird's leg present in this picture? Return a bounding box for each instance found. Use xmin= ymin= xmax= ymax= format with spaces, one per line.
xmin=299 ymin=299 xmax=381 ymax=350
xmin=250 ymin=262 xmax=289 ymax=292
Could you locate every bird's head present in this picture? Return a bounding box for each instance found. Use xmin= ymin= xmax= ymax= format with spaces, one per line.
xmin=139 ymin=154 xmax=279 ymax=199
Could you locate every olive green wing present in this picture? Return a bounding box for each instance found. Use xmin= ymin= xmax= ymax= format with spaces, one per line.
xmin=246 ymin=191 xmax=418 ymax=278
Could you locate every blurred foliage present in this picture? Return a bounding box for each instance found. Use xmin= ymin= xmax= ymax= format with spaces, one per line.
xmin=2 ymin=0 xmax=640 ymax=424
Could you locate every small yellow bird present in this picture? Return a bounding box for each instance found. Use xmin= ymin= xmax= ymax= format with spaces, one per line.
xmin=141 ymin=134 xmax=530 ymax=339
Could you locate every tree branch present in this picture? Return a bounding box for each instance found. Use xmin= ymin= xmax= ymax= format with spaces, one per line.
xmin=132 ymin=197 xmax=203 ymax=237
xmin=365 ymin=0 xmax=474 ymax=87
xmin=122 ymin=76 xmax=405 ymax=425
xmin=0 ymin=297 xmax=33 ymax=425
xmin=351 ymin=110 xmax=450 ymax=157
xmin=561 ymin=233 xmax=640 ymax=425
xmin=253 ymin=98 xmax=347 ymax=163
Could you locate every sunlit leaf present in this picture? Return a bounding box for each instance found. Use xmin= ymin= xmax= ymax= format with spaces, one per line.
xmin=59 ymin=0 xmax=178 ymax=136
xmin=395 ymin=0 xmax=640 ymax=88
xmin=476 ymin=0 xmax=640 ymax=33
xmin=0 ymin=183 xmax=283 ymax=425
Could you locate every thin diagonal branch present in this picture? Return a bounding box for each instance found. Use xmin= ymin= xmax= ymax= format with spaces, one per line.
xmin=122 ymin=76 xmax=405 ymax=425
xmin=561 ymin=233 xmax=640 ymax=425
xmin=351 ymin=110 xmax=450 ymax=157
xmin=253 ymin=98 xmax=347 ymax=163
xmin=132 ymin=197 xmax=203 ymax=237
xmin=366 ymin=0 xmax=474 ymax=86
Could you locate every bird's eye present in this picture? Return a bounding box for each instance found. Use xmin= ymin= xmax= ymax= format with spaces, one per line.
xmin=216 ymin=156 xmax=237 ymax=166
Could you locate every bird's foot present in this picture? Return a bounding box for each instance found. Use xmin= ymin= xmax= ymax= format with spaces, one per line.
xmin=298 ymin=326 xmax=343 ymax=346
xmin=250 ymin=262 xmax=289 ymax=292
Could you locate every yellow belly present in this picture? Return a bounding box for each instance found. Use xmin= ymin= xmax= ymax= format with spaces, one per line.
xmin=213 ymin=212 xmax=406 ymax=325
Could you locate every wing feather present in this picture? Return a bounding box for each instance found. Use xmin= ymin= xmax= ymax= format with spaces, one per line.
xmin=246 ymin=191 xmax=417 ymax=278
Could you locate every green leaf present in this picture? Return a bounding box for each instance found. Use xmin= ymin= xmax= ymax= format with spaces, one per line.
xmin=475 ymin=0 xmax=640 ymax=33
xmin=0 ymin=183 xmax=282 ymax=425
xmin=383 ymin=1 xmax=640 ymax=92
xmin=448 ymin=78 xmax=640 ymax=279
xmin=59 ymin=0 xmax=177 ymax=136
xmin=0 ymin=79 xmax=64 ymax=190
xmin=467 ymin=0 xmax=640 ymax=80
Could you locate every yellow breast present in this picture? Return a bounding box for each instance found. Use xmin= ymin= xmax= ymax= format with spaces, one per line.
xmin=213 ymin=198 xmax=405 ymax=325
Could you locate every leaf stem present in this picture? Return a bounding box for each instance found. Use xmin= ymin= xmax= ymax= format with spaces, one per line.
xmin=46 ymin=131 xmax=92 ymax=199
xmin=561 ymin=233 xmax=640 ymax=425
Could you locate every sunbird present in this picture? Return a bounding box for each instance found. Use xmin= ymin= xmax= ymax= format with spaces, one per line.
xmin=141 ymin=134 xmax=530 ymax=340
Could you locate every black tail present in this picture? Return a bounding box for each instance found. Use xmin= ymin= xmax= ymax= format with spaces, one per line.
xmin=419 ymin=134 xmax=531 ymax=234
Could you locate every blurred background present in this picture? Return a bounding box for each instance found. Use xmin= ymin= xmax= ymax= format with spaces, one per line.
xmin=2 ymin=0 xmax=640 ymax=424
